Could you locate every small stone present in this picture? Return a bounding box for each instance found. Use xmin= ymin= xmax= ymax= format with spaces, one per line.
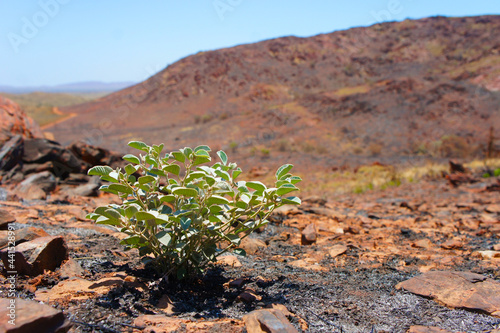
xmin=301 ymin=223 xmax=317 ymax=245
xmin=156 ymin=294 xmax=176 ymax=315
xmin=228 ymin=278 xmax=247 ymax=288
xmin=217 ymin=255 xmax=242 ymax=267
xmin=0 ymin=235 xmax=68 ymax=276
xmin=302 ymin=196 xmax=327 ymax=206
xmin=60 ymin=183 xmax=100 ymax=197
xmin=475 ymin=250 xmax=500 ymax=259
xmin=243 ymin=309 xmax=299 ymax=333
xmin=412 ymin=238 xmax=433 ymax=249
xmin=328 ymin=244 xmax=348 ymax=258
xmin=0 ymin=209 xmax=16 ymax=230
xmin=236 ymin=288 xmax=262 ymax=303
xmin=493 ymin=243 xmax=500 ymax=251
xmin=0 ymin=297 xmax=72 ymax=333
xmin=58 ymin=258 xmax=84 ymax=279
xmin=240 ymin=238 xmax=267 ymax=255
xmin=440 ymin=239 xmax=463 ymax=250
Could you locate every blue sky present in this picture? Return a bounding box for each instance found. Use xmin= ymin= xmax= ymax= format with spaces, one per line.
xmin=1 ymin=0 xmax=499 ymax=87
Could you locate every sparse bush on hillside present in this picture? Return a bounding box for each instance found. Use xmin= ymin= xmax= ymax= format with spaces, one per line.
xmin=86 ymin=142 xmax=301 ymax=279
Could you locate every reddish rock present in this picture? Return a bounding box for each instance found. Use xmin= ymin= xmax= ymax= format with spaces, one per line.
xmin=22 ymin=139 xmax=82 ymax=176
xmin=0 ymin=297 xmax=71 ymax=333
xmin=0 ymin=209 xmax=16 ymax=230
xmin=0 ymin=236 xmax=68 ymax=276
xmin=301 ymin=223 xmax=317 ymax=245
xmin=0 ymin=227 xmax=49 ymax=248
xmin=216 ymin=255 xmax=242 ymax=267
xmin=236 ymin=288 xmax=262 ymax=303
xmin=58 ymin=258 xmax=84 ymax=279
xmin=16 ymin=171 xmax=57 ymax=194
xmin=328 ymin=244 xmax=348 ymax=258
xmin=0 ymin=96 xmax=43 ymax=146
xmin=35 ymin=275 xmax=125 ymax=302
xmin=134 ymin=315 xmax=245 ymax=333
xmin=240 ymin=237 xmax=267 ymax=255
xmin=396 ymin=271 xmax=500 ymax=317
xmin=243 ymin=308 xmax=299 ymax=333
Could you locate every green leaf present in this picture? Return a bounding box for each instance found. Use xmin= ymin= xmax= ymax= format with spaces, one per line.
xmin=156 ymin=231 xmax=172 ymax=246
xmin=159 ymin=195 xmax=176 ymax=203
xmin=172 ymin=187 xmax=198 ymax=197
xmin=193 ymin=156 xmax=211 ymax=166
xmin=246 ymin=181 xmax=266 ymax=193
xmin=120 ymin=235 xmax=142 ymax=245
xmin=184 ymin=171 xmax=205 ymax=183
xmin=276 ymin=164 xmax=293 ymax=180
xmin=98 ymin=185 xmax=118 ymax=195
xmin=172 ymin=151 xmax=185 ymax=163
xmin=164 ymin=164 xmax=181 ymax=176
xmin=276 ymin=184 xmax=298 ymax=196
xmin=217 ymin=150 xmax=228 ymax=165
xmin=139 ymin=175 xmax=156 ymax=185
xmin=104 ymin=208 xmax=122 ymax=220
xmin=124 ymin=164 xmax=137 ymax=175
xmin=281 ymin=196 xmax=301 ymax=205
xmin=124 ymin=205 xmax=139 ymax=219
xmin=108 ymin=184 xmax=133 ymax=194
xmin=180 ymin=217 xmax=192 ymax=230
xmin=290 ymin=176 xmax=302 ymax=184
xmin=195 ymin=145 xmax=211 ymax=153
xmin=232 ymin=167 xmax=242 ymax=180
xmin=227 ymin=234 xmax=240 ymax=245
xmin=194 ymin=149 xmax=210 ymax=157
xmin=181 ymin=147 xmax=193 ymax=158
xmin=145 ymin=155 xmax=158 ymax=167
xmin=153 ymin=143 xmax=164 ymax=155
xmin=135 ymin=211 xmax=156 ymax=220
xmin=206 ymin=195 xmax=230 ymax=206
xmin=233 ymin=248 xmax=246 ymax=256
xmin=96 ymin=215 xmax=121 ymax=226
xmin=215 ymin=169 xmax=231 ymax=181
xmin=148 ymin=168 xmax=166 ymax=177
xmin=123 ymin=154 xmax=141 ymax=165
xmin=88 ymin=165 xmax=113 ymax=176
xmin=128 ymin=141 xmax=149 ymax=152
xmin=209 ymin=205 xmax=224 ymax=214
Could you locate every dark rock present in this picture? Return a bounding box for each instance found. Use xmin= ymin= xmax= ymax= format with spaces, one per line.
xmin=303 ymin=196 xmax=327 ymax=206
xmin=236 ymin=288 xmax=262 ymax=303
xmin=396 ymin=271 xmax=500 ymax=317
xmin=449 ymin=160 xmax=466 ymax=174
xmin=243 ymin=308 xmax=299 ymax=333
xmin=68 ymin=141 xmax=121 ymax=167
xmin=17 ymin=171 xmax=57 ymax=194
xmin=22 ymin=161 xmax=55 ymax=175
xmin=60 ymin=182 xmax=100 ymax=197
xmin=301 ymin=223 xmax=317 ymax=245
xmin=0 ymin=209 xmax=16 ymax=230
xmin=0 ymin=297 xmax=71 ymax=333
xmin=23 ymin=139 xmax=83 ymax=177
xmin=0 ymin=236 xmax=68 ymax=276
xmin=0 ymin=135 xmax=23 ymax=171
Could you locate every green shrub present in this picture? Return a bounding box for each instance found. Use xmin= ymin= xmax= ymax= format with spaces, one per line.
xmin=86 ymin=141 xmax=301 ymax=279
xmin=495 ymin=168 xmax=500 ymax=177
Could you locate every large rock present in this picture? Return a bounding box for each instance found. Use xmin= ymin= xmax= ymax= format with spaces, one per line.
xmin=396 ymin=271 xmax=500 ymax=317
xmin=0 ymin=135 xmax=23 ymax=171
xmin=0 ymin=236 xmax=68 ymax=276
xmin=0 ymin=209 xmax=16 ymax=230
xmin=243 ymin=308 xmax=299 ymax=333
xmin=68 ymin=141 xmax=121 ymax=167
xmin=0 ymin=96 xmax=43 ymax=145
xmin=23 ymin=139 xmax=83 ymax=177
xmin=0 ymin=298 xmax=71 ymax=333
xmin=15 ymin=171 xmax=57 ymax=200
xmin=133 ymin=315 xmax=245 ymax=333
xmin=0 ymin=227 xmax=49 ymax=248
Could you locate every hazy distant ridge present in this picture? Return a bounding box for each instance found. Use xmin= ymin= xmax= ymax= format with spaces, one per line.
xmin=0 ymin=81 xmax=136 ymax=94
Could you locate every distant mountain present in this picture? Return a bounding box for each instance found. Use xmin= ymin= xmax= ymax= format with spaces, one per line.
xmin=47 ymin=15 xmax=500 ymax=170
xmin=0 ymin=81 xmax=136 ymax=94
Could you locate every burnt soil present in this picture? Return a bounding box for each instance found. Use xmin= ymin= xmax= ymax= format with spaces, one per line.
xmin=1 ymin=176 xmax=500 ymax=333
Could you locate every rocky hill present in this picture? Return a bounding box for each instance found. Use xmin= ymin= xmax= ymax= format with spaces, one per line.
xmin=47 ymin=15 xmax=500 ymax=171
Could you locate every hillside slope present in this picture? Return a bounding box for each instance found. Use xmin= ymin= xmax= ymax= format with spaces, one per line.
xmin=47 ymin=15 xmax=500 ymax=171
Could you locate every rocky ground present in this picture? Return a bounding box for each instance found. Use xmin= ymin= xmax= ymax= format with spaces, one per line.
xmin=0 ymin=163 xmax=499 ymax=332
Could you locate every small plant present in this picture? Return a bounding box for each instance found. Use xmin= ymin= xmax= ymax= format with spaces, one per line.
xmin=86 ymin=142 xmax=301 ymax=279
